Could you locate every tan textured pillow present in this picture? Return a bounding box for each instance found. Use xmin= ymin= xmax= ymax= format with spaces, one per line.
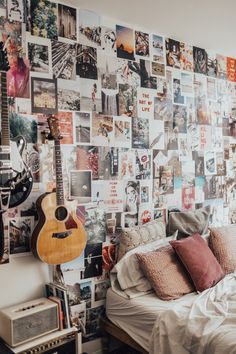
xmin=209 ymin=225 xmax=236 ymax=274
xmin=136 ymin=245 xmax=194 ymax=300
xmin=118 ymin=220 xmax=166 ymax=261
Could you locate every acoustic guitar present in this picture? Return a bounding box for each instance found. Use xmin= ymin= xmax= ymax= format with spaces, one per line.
xmin=31 ymin=115 xmax=87 ymax=264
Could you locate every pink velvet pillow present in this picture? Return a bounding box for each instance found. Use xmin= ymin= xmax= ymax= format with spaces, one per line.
xmin=170 ymin=233 xmax=224 ymax=292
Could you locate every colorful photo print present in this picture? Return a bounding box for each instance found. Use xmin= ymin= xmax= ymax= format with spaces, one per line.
xmin=70 ymin=170 xmax=92 ymax=203
xmin=27 ymin=36 xmax=52 ymax=78
xmin=151 ymin=34 xmax=164 ymax=63
xmin=179 ymin=42 xmax=193 ymax=71
xmin=9 ymin=216 xmax=34 ymax=255
xmin=101 ymin=89 xmax=119 ymax=116
xmin=76 ymin=44 xmax=97 ymax=79
xmin=58 ymin=3 xmax=77 ymax=41
xmin=56 ymin=111 xmax=73 ymax=144
xmin=58 ymin=78 xmax=80 ymax=111
xmin=10 ymin=113 xmax=37 ymax=143
xmin=116 ymin=25 xmax=135 ymax=60
xmin=52 ymin=41 xmax=77 ymax=80
xmin=166 ymin=38 xmax=181 ymax=69
xmin=73 ymin=111 xmax=91 ymax=145
xmin=31 ymin=0 xmax=57 ymax=40
xmin=70 ymin=303 xmax=86 ymax=332
xmin=31 ymin=78 xmax=58 ymax=114
xmin=135 ymin=30 xmax=149 ymax=57
xmin=118 ymin=83 xmax=137 ymax=117
xmin=7 ymin=56 xmax=30 ymax=98
xmin=92 ymin=113 xmax=113 ymax=146
xmin=193 ymin=46 xmax=207 ymax=74
xmin=79 ymin=9 xmax=101 ymax=47
xmin=123 ymin=180 xmax=140 ymax=212
xmin=132 ymin=116 xmax=149 ymax=149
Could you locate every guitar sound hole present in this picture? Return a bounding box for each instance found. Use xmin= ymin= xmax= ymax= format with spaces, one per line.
xmin=55 ymin=206 xmax=68 ymax=221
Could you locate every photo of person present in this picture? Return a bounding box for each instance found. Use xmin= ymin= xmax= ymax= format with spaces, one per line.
xmin=135 ymin=30 xmax=149 ymax=57
xmin=58 ymin=4 xmax=77 ymax=41
xmin=101 ymin=26 xmax=116 ymax=55
xmin=152 ymin=62 xmax=165 ymax=77
xmin=79 ymin=78 xmax=102 ymax=112
xmin=166 ymin=38 xmax=181 ymax=68
xmin=216 ymin=54 xmax=227 ymax=80
xmin=6 ymin=40 xmax=30 ymax=98
xmin=193 ymin=46 xmax=207 ymax=74
xmin=123 ymin=180 xmax=140 ymax=212
xmin=116 ymin=25 xmax=135 ymax=60
xmin=173 ymin=78 xmax=185 ymax=104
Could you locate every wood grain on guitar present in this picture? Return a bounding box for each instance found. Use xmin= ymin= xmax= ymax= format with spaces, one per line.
xmin=31 ymin=116 xmax=87 ymax=264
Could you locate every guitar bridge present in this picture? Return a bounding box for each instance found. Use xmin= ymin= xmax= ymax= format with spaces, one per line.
xmin=52 ymin=230 xmax=72 ymax=239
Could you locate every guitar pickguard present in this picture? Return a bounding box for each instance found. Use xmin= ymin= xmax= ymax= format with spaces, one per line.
xmin=65 ymin=214 xmax=78 ymax=230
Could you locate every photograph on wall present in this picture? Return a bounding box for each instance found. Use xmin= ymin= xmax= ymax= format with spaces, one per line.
xmin=198 ymin=125 xmax=212 ymax=150
xmin=204 ymin=176 xmax=224 ymax=200
xmin=179 ymin=42 xmax=193 ymax=71
xmin=31 ymin=78 xmax=58 ymax=114
xmin=206 ymin=50 xmax=217 ymax=77
xmin=57 ymin=111 xmax=73 ymax=144
xmin=173 ymin=105 xmax=187 ymax=133
xmin=227 ymin=57 xmax=236 ymax=82
xmin=204 ymin=150 xmax=217 ymax=175
xmin=216 ymin=54 xmax=227 ymax=80
xmin=79 ymin=9 xmax=101 ymax=48
xmin=135 ymin=149 xmax=151 ymax=180
xmin=165 ymin=38 xmax=181 ymax=68
xmin=139 ymin=59 xmax=157 ymax=89
xmin=137 ymin=87 xmax=154 ymax=119
xmin=27 ymin=35 xmax=52 ymax=78
xmin=83 ymin=255 xmax=103 ymax=279
xmin=70 ymin=170 xmax=92 ymax=203
xmin=82 ymin=206 xmax=106 ymax=244
xmin=6 ymin=50 xmax=30 ymax=98
xmin=119 ymin=150 xmax=135 ymax=180
xmin=216 ymin=152 xmax=226 ymax=176
xmin=52 ymin=41 xmax=77 ymax=80
xmin=138 ymin=205 xmax=153 ymax=225
xmin=63 ymin=271 xmax=81 ymax=306
xmin=10 ymin=113 xmax=37 ymax=143
xmin=76 ymin=146 xmax=99 ymax=180
xmin=159 ymin=165 xmax=174 ymax=194
xmin=194 ymin=74 xmax=208 ymax=124
xmin=154 ymin=95 xmax=173 ymax=121
xmin=132 ymin=116 xmax=149 ymax=149
xmin=151 ymin=62 xmax=165 ymax=77
xmin=58 ymin=78 xmax=80 ymax=111
xmin=76 ymin=44 xmax=97 ymax=80
xmin=0 ymin=17 xmax=22 ymax=47
xmin=73 ymin=111 xmax=91 ymax=145
xmin=193 ymin=46 xmax=207 ymax=74
xmin=207 ymin=77 xmax=217 ymax=101
xmin=149 ymin=119 xmax=165 ymax=150
xmin=94 ymin=280 xmax=110 ymax=304
xmin=113 ymin=115 xmax=131 ymax=148
xmin=122 ymin=212 xmax=138 ymax=228
xmin=92 ymin=113 xmax=113 ymax=146
xmin=182 ymin=186 xmax=195 ymax=209
xmin=139 ymin=180 xmax=151 ymax=204
xmin=100 ymin=54 xmax=117 ymax=90
xmin=154 ymin=208 xmax=166 ymax=223
xmin=135 ymin=30 xmax=149 ymax=57
xmin=58 ymin=3 xmax=77 ymax=41
xmin=101 ymin=88 xmax=119 ymax=116
xmin=31 ymin=0 xmax=57 ymax=40
xmin=123 ymin=180 xmax=140 ymax=213
xmin=83 ymin=306 xmax=104 ymax=342
xmin=173 ymin=72 xmax=185 ymax=104
xmin=0 ymin=0 xmax=6 ymax=9
xmin=98 ymin=147 xmax=119 ymax=180
xmin=102 ymin=244 xmax=116 ymax=273
xmin=193 ymin=151 xmax=205 ymax=176
xmin=118 ymin=83 xmax=137 ymax=117
xmin=116 ymin=25 xmax=134 ymax=60
xmin=103 ymin=180 xmax=123 ymax=212
xmin=79 ymin=281 xmax=92 ymax=308
xmin=181 ymin=72 xmax=194 ymax=96
xmin=7 ymin=0 xmax=24 ymax=22
xmin=9 ymin=216 xmax=34 ymax=256
xmin=101 ymin=20 xmax=116 ymax=55
xmin=117 ymin=59 xmax=140 ymax=87
xmin=70 ymin=303 xmax=86 ymax=333
xmin=105 ymin=212 xmax=122 ymax=243
xmin=79 ymin=78 xmax=102 ymax=112
xmin=151 ymin=34 xmax=164 ymax=63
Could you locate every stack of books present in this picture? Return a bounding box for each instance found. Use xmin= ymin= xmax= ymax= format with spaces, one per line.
xmin=45 ymin=282 xmax=71 ymax=330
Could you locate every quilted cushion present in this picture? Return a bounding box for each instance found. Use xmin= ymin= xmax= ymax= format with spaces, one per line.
xmin=118 ymin=220 xmax=166 ymax=261
xmin=170 ymin=233 xmax=224 ymax=292
xmin=209 ymin=225 xmax=236 ymax=274
xmin=136 ymin=245 xmax=194 ymax=300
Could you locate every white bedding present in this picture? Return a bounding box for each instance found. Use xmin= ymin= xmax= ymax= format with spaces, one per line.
xmin=150 ymin=272 xmax=236 ymax=354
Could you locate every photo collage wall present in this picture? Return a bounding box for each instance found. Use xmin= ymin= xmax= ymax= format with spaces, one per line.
xmin=1 ymin=0 xmax=236 ymax=343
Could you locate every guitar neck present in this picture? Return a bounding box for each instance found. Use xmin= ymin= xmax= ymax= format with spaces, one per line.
xmin=0 ymin=71 xmax=10 ymax=146
xmin=54 ymin=139 xmax=65 ymax=206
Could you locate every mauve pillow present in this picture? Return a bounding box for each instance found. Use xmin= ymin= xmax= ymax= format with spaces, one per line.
xmin=136 ymin=245 xmax=194 ymax=300
xmin=170 ymin=233 xmax=224 ymax=292
xmin=209 ymin=225 xmax=236 ymax=274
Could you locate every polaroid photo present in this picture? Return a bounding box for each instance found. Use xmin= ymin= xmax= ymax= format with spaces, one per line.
xmin=79 ymin=9 xmax=101 ymax=48
xmin=26 ymin=34 xmax=52 ymax=78
xmin=9 ymin=216 xmax=34 ymax=256
xmin=70 ymin=170 xmax=92 ymax=204
xmin=31 ymin=78 xmax=58 ymax=114
xmin=182 ymin=186 xmax=195 ymax=210
xmin=73 ymin=111 xmax=91 ymax=145
xmin=116 ymin=25 xmax=134 ymax=60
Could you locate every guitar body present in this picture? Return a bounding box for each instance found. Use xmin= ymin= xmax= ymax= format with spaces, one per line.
xmin=31 ymin=192 xmax=87 ymax=265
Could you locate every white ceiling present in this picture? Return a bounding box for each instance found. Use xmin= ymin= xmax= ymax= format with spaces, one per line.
xmin=69 ymin=0 xmax=236 ymax=57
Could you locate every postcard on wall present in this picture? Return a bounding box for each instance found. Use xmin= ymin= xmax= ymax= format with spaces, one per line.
xmin=193 ymin=46 xmax=207 ymax=75
xmin=58 ymin=78 xmax=80 ymax=111
xmin=27 ymin=34 xmax=52 ymax=78
xmin=151 ymin=34 xmax=164 ymax=63
xmin=92 ymin=113 xmax=113 ymax=146
xmin=181 ymin=72 xmax=193 ymax=96
xmin=113 ymin=115 xmax=131 ymax=148
xmin=9 ymin=216 xmax=34 ymax=256
xmin=31 ymin=0 xmax=58 ymax=40
xmin=118 ymin=83 xmax=137 ymax=117
xmin=179 ymin=42 xmax=193 ymax=71
xmin=101 ymin=16 xmax=116 ymax=55
xmin=52 ymin=40 xmax=77 ymax=80
xmin=216 ymin=54 xmax=227 ymax=80
xmin=116 ymin=25 xmax=134 ymax=60
xmin=7 ymin=0 xmax=24 ymax=22
xmin=132 ymin=116 xmax=149 ymax=149
xmin=79 ymin=78 xmax=102 ymax=112
xmin=69 ymin=170 xmax=92 ymax=204
xmin=135 ymin=30 xmax=150 ymax=57
xmin=76 ymin=44 xmax=98 ymax=80
xmin=138 ymin=204 xmax=153 ymax=225
xmin=149 ymin=119 xmax=164 ymax=150
xmin=73 ymin=111 xmax=91 ymax=145
xmin=166 ymin=38 xmax=181 ymax=69
xmin=123 ymin=180 xmax=140 ymax=213
xmin=137 ymin=87 xmax=154 ymax=119
xmin=206 ymin=50 xmax=217 ymax=77
xmin=204 ymin=151 xmax=217 ymax=175
xmin=58 ymin=3 xmax=77 ymax=42
xmin=79 ymin=9 xmax=101 ymax=48
xmin=57 ymin=111 xmax=73 ymax=144
xmin=118 ymin=150 xmax=135 ymax=180
xmin=31 ymin=77 xmax=58 ymax=114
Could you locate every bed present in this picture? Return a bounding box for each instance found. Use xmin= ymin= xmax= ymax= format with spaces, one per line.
xmin=103 ymin=215 xmax=236 ymax=354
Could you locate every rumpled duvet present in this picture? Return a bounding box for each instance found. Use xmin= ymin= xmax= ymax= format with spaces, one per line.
xmin=150 ymin=272 xmax=236 ymax=354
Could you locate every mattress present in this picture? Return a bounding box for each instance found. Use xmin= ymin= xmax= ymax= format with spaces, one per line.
xmin=106 ymin=287 xmax=197 ymax=352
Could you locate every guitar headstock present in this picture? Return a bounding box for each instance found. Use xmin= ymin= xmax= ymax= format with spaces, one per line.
xmin=0 ymin=41 xmax=10 ymax=72
xmin=47 ymin=115 xmax=62 ymax=140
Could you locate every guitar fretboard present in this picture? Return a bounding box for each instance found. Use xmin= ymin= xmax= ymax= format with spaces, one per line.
xmin=54 ymin=139 xmax=65 ymax=206
xmin=0 ymin=72 xmax=10 ymax=146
